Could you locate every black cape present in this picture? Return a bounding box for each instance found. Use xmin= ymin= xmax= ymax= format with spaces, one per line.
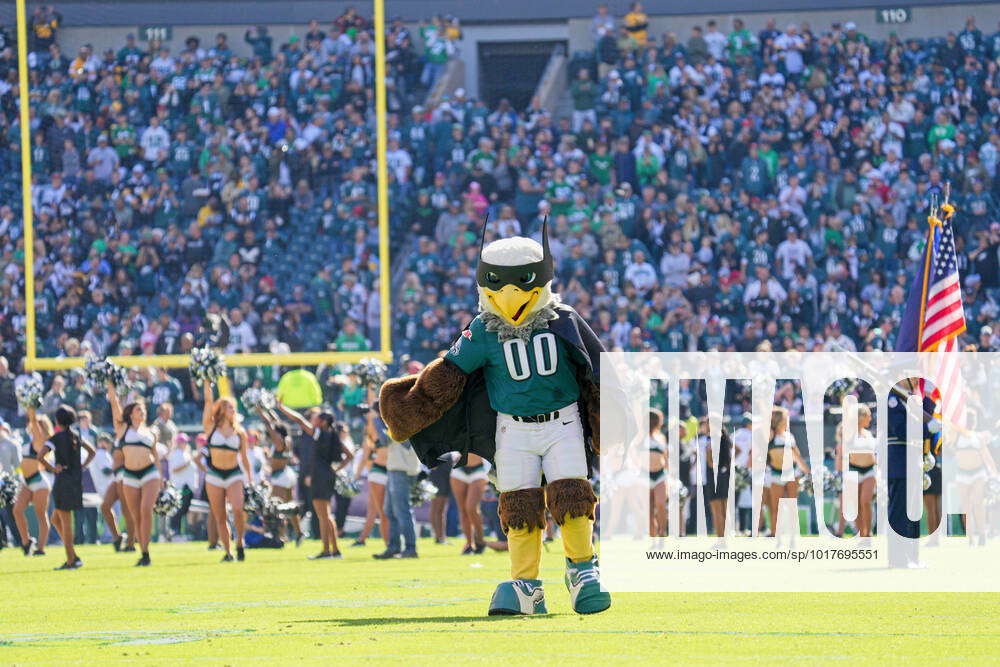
xmin=409 ymin=304 xmax=607 ymax=471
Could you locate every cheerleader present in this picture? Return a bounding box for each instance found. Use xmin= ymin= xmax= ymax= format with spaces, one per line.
xmin=705 ymin=418 xmax=734 ymax=541
xmin=39 ymin=406 xmax=95 ymax=570
xmin=258 ymin=407 xmax=301 ymax=544
xmin=199 ymin=379 xmax=254 ymax=562
xmin=353 ymin=405 xmax=389 ymax=548
xmin=12 ymin=408 xmax=52 ymax=556
xmin=276 ymin=401 xmax=351 ymax=560
xmin=955 ymin=417 xmax=997 ymax=547
xmin=648 ymin=409 xmax=667 ymax=537
xmin=835 ymin=405 xmax=877 ymax=539
xmin=923 ymin=428 xmax=943 ymax=546
xmin=99 ymin=435 xmax=136 ymax=552
xmin=765 ymin=407 xmax=809 ymax=538
xmin=669 ymin=419 xmax=691 ymax=537
xmin=450 ymin=452 xmax=488 ymax=554
xmin=108 ymin=382 xmax=161 ymax=566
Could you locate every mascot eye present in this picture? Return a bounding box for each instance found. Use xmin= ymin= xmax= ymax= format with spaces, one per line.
xmin=486 ymin=272 xmax=499 ymax=284
xmin=520 ymin=272 xmax=536 ymax=284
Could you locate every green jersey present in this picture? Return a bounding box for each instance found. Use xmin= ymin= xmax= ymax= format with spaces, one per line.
xmin=150 ymin=378 xmax=183 ymax=407
xmin=588 ymin=152 xmax=612 ymax=185
xmin=334 ymin=332 xmax=368 ymax=352
xmin=445 ymin=316 xmax=582 ymax=416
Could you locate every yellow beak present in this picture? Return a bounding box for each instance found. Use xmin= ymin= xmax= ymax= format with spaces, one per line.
xmin=484 ymin=285 xmax=540 ymax=326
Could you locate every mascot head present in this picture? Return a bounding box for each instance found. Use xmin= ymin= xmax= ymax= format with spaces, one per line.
xmin=476 ymin=218 xmax=555 ymax=327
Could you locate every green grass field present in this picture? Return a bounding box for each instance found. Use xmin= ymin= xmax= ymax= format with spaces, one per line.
xmin=2 ymin=539 xmax=998 ymax=664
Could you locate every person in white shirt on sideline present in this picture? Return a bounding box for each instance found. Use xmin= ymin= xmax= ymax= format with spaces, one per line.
xmin=168 ymin=433 xmax=199 ymax=539
xmin=0 ymin=419 xmax=21 ymax=549
xmin=732 ymin=414 xmax=754 ymax=534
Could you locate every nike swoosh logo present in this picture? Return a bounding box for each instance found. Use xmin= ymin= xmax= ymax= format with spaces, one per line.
xmin=562 ymin=421 xmax=573 ymax=425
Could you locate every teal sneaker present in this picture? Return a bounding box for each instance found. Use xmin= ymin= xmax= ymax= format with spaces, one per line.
xmin=487 ymin=579 xmax=547 ymax=616
xmin=564 ymin=556 xmax=612 ymax=614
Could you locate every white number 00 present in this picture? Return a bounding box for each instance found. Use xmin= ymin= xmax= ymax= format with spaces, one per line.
xmin=502 ymin=333 xmax=557 ymax=380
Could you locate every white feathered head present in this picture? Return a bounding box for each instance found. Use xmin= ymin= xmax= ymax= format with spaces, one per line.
xmin=476 ymin=218 xmax=555 ymax=327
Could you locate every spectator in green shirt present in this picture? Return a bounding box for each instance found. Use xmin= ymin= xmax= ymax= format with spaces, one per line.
xmin=588 ymin=142 xmax=613 ymax=186
xmin=332 ymin=319 xmax=369 ymax=352
xmin=927 ymin=110 xmax=956 ymax=149
xmin=545 ymin=167 xmax=574 ymax=216
xmin=636 ymin=144 xmax=661 ymax=186
xmin=727 ymin=17 xmax=758 ymax=62
xmin=570 ymin=68 xmax=598 ymax=132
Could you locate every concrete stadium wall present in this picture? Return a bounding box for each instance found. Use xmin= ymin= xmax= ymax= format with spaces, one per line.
xmin=567 ymin=3 xmax=1000 ymax=54
xmin=8 ymin=2 xmax=998 ymax=101
xmin=30 ymin=21 xmax=571 ymax=102
xmin=451 ymin=23 xmax=569 ymax=100
xmin=534 ymin=51 xmax=569 ymax=115
xmin=425 ymin=58 xmax=466 ymax=107
xmin=2 ymin=0 xmax=996 ymax=26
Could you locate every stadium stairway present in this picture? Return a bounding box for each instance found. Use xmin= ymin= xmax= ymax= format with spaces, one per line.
xmin=533 ymin=44 xmax=568 ymax=116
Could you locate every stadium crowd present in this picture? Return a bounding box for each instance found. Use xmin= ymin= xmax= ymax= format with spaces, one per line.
xmin=387 ymin=6 xmax=1000 ymax=375
xmin=1 ymin=4 xmax=1000 ymax=545
xmin=0 ymin=7 xmax=462 ymax=381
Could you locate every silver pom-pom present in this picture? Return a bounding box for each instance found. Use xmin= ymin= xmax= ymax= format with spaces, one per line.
xmin=666 ymin=475 xmax=690 ymax=501
xmin=828 ymin=378 xmax=859 ymax=401
xmin=0 ymin=471 xmax=18 ymax=508
xmin=110 ymin=364 xmax=131 ymax=395
xmin=240 ymin=387 xmax=275 ymax=412
xmin=985 ymin=478 xmax=1000 ymax=507
xmin=353 ymin=357 xmax=388 ymax=390
xmin=84 ymin=356 xmax=114 ymax=387
xmin=820 ymin=466 xmax=843 ymax=494
xmin=261 ymin=498 xmax=300 ymax=520
xmin=15 ymin=375 xmax=44 ymax=409
xmin=680 ymin=438 xmax=697 ymax=463
xmin=85 ymin=357 xmax=129 ymax=395
xmin=189 ymin=347 xmax=227 ymax=384
xmin=798 ymin=472 xmax=814 ymax=496
xmin=927 ymin=418 xmax=942 ymax=435
xmin=334 ymin=470 xmax=361 ymax=498
xmin=922 ymin=452 xmax=936 ymax=473
xmin=922 ymin=473 xmax=932 ymax=491
xmin=242 ymin=481 xmax=270 ymax=516
xmin=733 ymin=465 xmax=752 ymax=493
xmin=409 ymin=478 xmax=436 ymax=506
xmin=153 ymin=482 xmax=183 ymax=517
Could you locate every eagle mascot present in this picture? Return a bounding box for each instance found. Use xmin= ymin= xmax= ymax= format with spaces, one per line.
xmin=379 ymin=221 xmax=611 ymax=616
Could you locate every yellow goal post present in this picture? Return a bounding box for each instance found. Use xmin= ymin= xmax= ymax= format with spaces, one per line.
xmin=16 ymin=0 xmax=392 ymax=370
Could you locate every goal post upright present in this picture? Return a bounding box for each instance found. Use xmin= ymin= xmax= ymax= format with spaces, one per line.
xmin=19 ymin=0 xmax=393 ymax=370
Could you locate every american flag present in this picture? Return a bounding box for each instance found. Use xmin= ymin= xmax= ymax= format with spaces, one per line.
xmin=896 ymin=204 xmax=967 ymax=428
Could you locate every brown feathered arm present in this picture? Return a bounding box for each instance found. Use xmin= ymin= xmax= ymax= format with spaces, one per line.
xmin=578 ymin=373 xmax=601 ymax=454
xmin=378 ymin=358 xmax=468 ymax=442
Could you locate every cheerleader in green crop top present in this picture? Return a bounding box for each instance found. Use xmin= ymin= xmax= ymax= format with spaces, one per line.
xmin=765 ymin=407 xmax=809 ymax=538
xmin=354 ymin=404 xmax=389 ymax=548
xmin=99 ymin=437 xmax=136 ymax=552
xmin=200 ymin=380 xmax=254 ymax=563
xmin=258 ymin=406 xmax=301 ymax=545
xmin=12 ymin=408 xmax=53 ymax=556
xmin=648 ymin=409 xmax=667 ymax=537
xmin=108 ymin=382 xmax=162 ymax=567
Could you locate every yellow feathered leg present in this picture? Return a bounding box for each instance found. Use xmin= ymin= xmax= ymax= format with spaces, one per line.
xmin=489 ymin=489 xmax=548 ymax=615
xmin=508 ymin=526 xmax=543 ymax=579
xmin=559 ymin=514 xmax=595 ymax=563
